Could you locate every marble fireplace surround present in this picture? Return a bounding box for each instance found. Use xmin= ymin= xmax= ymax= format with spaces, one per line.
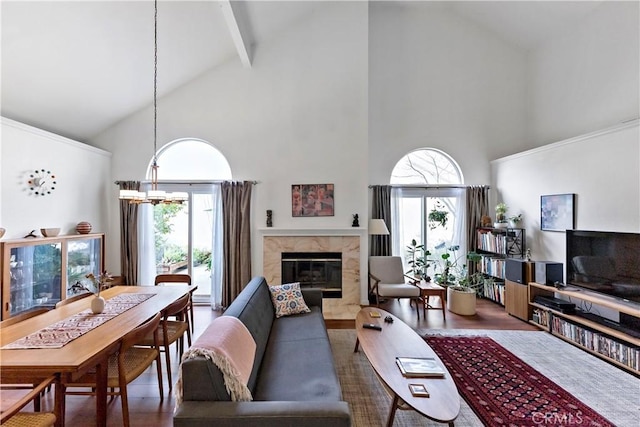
xmin=260 ymin=228 xmax=366 ymax=320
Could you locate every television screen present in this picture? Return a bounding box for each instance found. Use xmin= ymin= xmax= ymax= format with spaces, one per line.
xmin=566 ymin=230 xmax=640 ymax=305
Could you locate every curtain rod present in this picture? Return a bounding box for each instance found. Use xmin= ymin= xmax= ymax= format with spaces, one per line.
xmin=114 ymin=180 xmax=259 ymax=185
xmin=368 ymin=184 xmax=490 ymax=189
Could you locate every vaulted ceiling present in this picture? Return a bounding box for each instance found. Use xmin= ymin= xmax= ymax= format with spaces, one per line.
xmin=1 ymin=1 xmax=604 ymax=143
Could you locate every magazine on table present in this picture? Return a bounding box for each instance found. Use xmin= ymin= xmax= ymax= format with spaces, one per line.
xmin=395 ymin=357 xmax=446 ymax=378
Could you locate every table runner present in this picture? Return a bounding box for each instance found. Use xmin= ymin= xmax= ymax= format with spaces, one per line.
xmin=2 ymin=293 xmax=155 ymax=350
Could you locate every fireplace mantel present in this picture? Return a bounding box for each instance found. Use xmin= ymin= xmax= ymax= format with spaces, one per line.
xmin=257 ymin=227 xmax=366 ymax=237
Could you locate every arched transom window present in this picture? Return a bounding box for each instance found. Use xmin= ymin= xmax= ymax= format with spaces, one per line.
xmin=390 ymin=148 xmax=463 ymax=185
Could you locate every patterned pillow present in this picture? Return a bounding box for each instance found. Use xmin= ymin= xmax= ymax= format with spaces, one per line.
xmin=268 ymin=282 xmax=311 ymax=318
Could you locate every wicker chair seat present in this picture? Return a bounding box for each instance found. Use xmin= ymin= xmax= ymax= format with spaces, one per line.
xmin=68 ymin=347 xmax=160 ymax=389
xmin=2 ymin=413 xmax=56 ymax=427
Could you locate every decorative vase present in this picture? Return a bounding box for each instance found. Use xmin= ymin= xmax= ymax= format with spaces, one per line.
xmin=91 ymin=295 xmax=105 ymax=314
xmin=493 ymin=222 xmax=508 ymax=229
xmin=76 ymin=221 xmax=92 ymax=234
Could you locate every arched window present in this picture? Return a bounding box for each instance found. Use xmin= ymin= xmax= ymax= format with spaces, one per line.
xmin=141 ymin=138 xmax=231 ymax=302
xmin=155 ymin=138 xmax=231 ymax=180
xmin=389 ymin=149 xmax=466 ymax=281
xmin=390 ymin=148 xmax=463 ymax=185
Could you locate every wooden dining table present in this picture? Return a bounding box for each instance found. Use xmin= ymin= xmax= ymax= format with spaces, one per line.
xmin=0 ymin=285 xmax=195 ymax=427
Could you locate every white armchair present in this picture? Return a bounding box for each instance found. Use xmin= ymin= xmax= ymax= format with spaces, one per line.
xmin=368 ymin=256 xmax=421 ymax=318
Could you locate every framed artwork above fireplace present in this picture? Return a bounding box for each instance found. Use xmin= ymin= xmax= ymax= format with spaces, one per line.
xmin=292 ymin=184 xmax=334 ymax=217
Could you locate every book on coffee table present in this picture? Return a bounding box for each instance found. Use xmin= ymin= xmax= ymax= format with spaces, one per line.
xmin=396 ymin=357 xmax=446 ymax=378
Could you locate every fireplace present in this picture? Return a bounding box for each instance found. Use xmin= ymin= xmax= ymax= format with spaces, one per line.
xmin=281 ymin=252 xmax=342 ymax=298
xmin=262 ymin=233 xmax=362 ymax=319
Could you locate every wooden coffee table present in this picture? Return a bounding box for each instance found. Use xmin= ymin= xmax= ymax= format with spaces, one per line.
xmin=354 ymin=307 xmax=460 ymax=426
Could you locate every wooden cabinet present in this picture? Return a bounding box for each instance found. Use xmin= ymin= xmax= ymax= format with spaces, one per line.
xmin=475 ymin=227 xmax=525 ymax=305
xmin=528 ymin=282 xmax=640 ymax=375
xmin=505 ymin=260 xmax=535 ymax=321
xmin=505 ymin=280 xmax=529 ymax=320
xmin=1 ymin=233 xmax=104 ymax=320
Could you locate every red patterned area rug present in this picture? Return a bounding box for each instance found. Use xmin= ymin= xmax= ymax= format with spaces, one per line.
xmin=425 ymin=335 xmax=614 ymax=427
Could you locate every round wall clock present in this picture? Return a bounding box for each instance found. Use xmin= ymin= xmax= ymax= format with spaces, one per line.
xmin=28 ymin=169 xmax=57 ymax=196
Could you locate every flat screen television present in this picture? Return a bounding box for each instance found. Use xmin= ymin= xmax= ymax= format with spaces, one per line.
xmin=566 ymin=230 xmax=640 ymax=306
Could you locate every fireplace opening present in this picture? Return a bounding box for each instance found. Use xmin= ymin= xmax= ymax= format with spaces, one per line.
xmin=281 ymin=252 xmax=342 ymax=298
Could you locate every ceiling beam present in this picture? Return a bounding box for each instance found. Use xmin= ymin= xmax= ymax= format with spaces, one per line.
xmin=219 ymin=0 xmax=252 ymax=68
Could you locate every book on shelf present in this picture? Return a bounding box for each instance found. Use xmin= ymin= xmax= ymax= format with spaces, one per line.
xmin=395 ymin=357 xmax=446 ymax=378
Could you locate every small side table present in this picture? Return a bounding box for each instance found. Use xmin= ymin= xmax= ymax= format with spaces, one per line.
xmin=416 ymin=281 xmax=446 ymax=320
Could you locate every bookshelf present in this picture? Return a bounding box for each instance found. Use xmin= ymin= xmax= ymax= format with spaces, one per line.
xmin=475 ymin=227 xmax=525 ymax=305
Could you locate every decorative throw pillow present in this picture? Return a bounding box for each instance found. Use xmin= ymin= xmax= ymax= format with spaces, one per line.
xmin=268 ymin=282 xmax=311 ymax=318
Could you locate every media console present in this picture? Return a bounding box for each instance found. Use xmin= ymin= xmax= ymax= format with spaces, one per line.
xmin=528 ymin=282 xmax=640 ymax=376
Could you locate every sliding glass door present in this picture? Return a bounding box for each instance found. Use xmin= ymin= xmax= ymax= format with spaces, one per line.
xmin=393 ymin=187 xmax=465 ymax=278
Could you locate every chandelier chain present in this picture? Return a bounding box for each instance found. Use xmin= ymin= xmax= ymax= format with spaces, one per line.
xmin=153 ymin=0 xmax=158 ymax=166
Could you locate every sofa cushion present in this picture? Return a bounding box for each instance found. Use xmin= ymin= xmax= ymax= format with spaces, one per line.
xmin=223 ymin=277 xmax=275 ymax=392
xmin=268 ymin=282 xmax=311 ymax=318
xmin=253 ymin=307 xmax=342 ymax=402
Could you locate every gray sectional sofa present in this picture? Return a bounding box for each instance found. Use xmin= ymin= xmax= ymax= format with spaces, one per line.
xmin=173 ymin=276 xmax=352 ymax=427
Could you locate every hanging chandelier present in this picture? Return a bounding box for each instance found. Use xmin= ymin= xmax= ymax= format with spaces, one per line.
xmin=119 ymin=0 xmax=187 ymax=205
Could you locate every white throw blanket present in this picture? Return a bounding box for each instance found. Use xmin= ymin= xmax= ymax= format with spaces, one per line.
xmin=175 ymin=316 xmax=256 ymax=405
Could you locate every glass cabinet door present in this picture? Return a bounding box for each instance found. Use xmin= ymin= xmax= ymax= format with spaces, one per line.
xmin=67 ymin=237 xmax=102 ymax=296
xmin=9 ymin=242 xmax=62 ymax=316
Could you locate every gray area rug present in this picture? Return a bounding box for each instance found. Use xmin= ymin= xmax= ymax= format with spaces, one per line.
xmin=328 ymin=329 xmax=639 ymax=427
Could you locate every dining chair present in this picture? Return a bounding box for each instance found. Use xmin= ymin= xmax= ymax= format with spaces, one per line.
xmin=64 ymin=312 xmax=164 ymax=427
xmin=138 ymin=293 xmax=190 ymax=391
xmin=368 ymin=256 xmax=421 ymax=318
xmin=54 ymin=292 xmax=92 ymax=308
xmin=1 ymin=308 xmax=53 ymax=407
xmin=154 ymin=273 xmax=194 ymax=334
xmin=0 ymin=376 xmax=57 ymax=427
xmin=0 ymin=308 xmax=49 ymax=327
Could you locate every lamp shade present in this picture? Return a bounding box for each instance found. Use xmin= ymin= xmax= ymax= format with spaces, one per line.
xmin=368 ymin=219 xmax=390 ymax=235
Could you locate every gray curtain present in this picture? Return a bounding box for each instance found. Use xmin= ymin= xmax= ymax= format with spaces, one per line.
xmin=370 ymin=185 xmax=391 ymax=256
xmin=466 ymin=185 xmax=490 ymax=273
xmin=118 ymin=181 xmax=140 ymax=285
xmin=221 ymin=181 xmax=253 ymax=307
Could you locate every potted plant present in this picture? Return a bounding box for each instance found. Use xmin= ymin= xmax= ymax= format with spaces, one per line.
xmin=406 ymin=239 xmax=432 ymax=281
xmin=494 ymin=202 xmax=508 ymax=228
xmin=433 ymin=244 xmax=458 ymax=287
xmin=508 ymin=214 xmax=522 ymax=228
xmin=433 ymin=245 xmax=483 ymax=315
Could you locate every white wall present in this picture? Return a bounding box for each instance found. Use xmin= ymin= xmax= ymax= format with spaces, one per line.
xmin=491 ymin=121 xmax=640 ymax=266
xmin=0 ymin=118 xmax=113 ymax=263
xmin=527 ymin=1 xmax=640 ymax=146
xmin=492 ymin=0 xmax=640 ymax=267
xmin=368 ymin=2 xmax=527 ymax=185
xmin=91 ymin=2 xmax=369 ymax=276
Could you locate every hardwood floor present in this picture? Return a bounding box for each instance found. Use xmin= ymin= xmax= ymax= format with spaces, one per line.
xmin=2 ymin=298 xmax=535 ymax=426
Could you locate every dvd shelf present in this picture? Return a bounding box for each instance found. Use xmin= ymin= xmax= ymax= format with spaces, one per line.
xmin=528 ymin=281 xmax=640 ymax=376
xmin=531 ymin=307 xmax=550 ymax=328
xmin=551 ymin=316 xmax=639 ymax=372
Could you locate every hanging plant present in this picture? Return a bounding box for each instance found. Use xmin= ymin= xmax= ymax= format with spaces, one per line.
xmin=428 ymin=208 xmax=449 ymax=230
